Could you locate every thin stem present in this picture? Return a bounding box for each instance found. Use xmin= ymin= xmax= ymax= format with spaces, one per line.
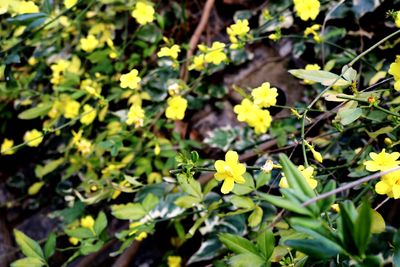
xmin=337 ymin=95 xmax=400 ymax=118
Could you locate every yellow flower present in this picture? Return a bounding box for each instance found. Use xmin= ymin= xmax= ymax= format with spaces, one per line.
xmin=227 ymin=19 xmax=250 ymax=37
xmin=227 ymin=19 xmax=250 ymax=48
xmin=268 ymin=33 xmax=280 ymax=41
xmin=331 ymin=204 xmax=340 ymax=213
xmin=64 ymin=0 xmax=77 ymax=8
xmin=0 ymin=0 xmax=12 ymax=15
xmin=157 ymin=45 xmax=181 ymax=59
xmin=293 ymin=0 xmax=320 ymax=21
xmin=389 ymin=56 xmax=400 ymax=91
xmin=234 ymin=99 xmax=256 ymax=122
xmin=250 ymin=108 xmax=272 ymax=135
xmin=120 ymin=69 xmax=141 ymax=90
xmin=233 ymin=99 xmax=272 ymax=134
xmin=1 ymin=138 xmax=14 ymax=155
xmin=24 ymin=129 xmax=43 ymax=147
xmin=188 ymin=55 xmax=206 ymax=71
xmin=76 ymin=138 xmax=92 ymax=156
xmin=304 ymin=24 xmax=321 ymax=42
xmin=69 ymin=237 xmax=79 ymax=246
xmin=279 ymin=165 xmax=317 ymax=189
xmin=64 ymin=99 xmax=80 ymax=119
xmin=304 ymin=64 xmax=321 ymax=84
xmin=304 ymin=141 xmax=323 ymax=163
xmin=251 ymin=82 xmax=278 ymax=108
xmin=129 ymin=222 xmax=148 ymax=241
xmin=364 ymin=149 xmax=400 ymax=172
xmin=165 ymin=96 xmax=187 ymax=120
xmin=80 ymin=215 xmax=95 ymax=229
xmin=396 ymin=11 xmax=400 ymax=28
xmin=311 ymin=148 xmax=323 ymax=163
xmin=126 ymin=104 xmax=145 ymax=127
xmin=80 ymin=104 xmax=97 ymax=125
xmin=80 ymin=35 xmax=99 ymax=53
xmin=214 ymin=151 xmax=246 ymax=194
xmin=202 ymin=42 xmax=227 ymax=65
xmin=167 ymin=256 xmax=182 ymax=267
xmin=131 ymin=1 xmax=155 ymax=25
xmin=375 ymin=170 xmax=400 ymax=199
xmin=11 ymin=1 xmax=39 ymax=14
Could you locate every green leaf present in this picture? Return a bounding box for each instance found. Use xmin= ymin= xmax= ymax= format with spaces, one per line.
xmin=14 ymin=229 xmax=44 ymax=260
xmin=94 ymin=212 xmax=108 ymax=236
xmin=285 ymin=238 xmax=340 ymax=259
xmin=174 ymin=195 xmax=201 ymax=208
xmin=255 ymin=172 xmax=271 ymax=189
xmin=44 ymin=232 xmax=56 ymax=260
xmin=229 ymin=253 xmax=265 ymax=267
xmin=338 ymin=107 xmax=362 ymax=125
xmin=7 ymin=13 xmax=48 ymax=26
xmin=279 ymin=154 xmax=315 ymax=198
xmin=10 ymin=257 xmax=45 ymax=267
xmin=256 ymin=229 xmax=275 ymax=260
xmin=317 ymin=180 xmax=336 ymax=212
xmin=142 ymin=193 xmax=159 ymax=212
xmin=232 ymin=173 xmax=255 ymax=195
xmin=111 ymin=203 xmax=146 ymax=220
xmin=230 ymin=196 xmax=255 ymax=210
xmin=64 ymin=228 xmax=94 ymax=239
xmin=35 ymin=158 xmax=64 ymax=178
xmin=80 ymin=240 xmax=104 ymax=255
xmin=341 ymin=66 xmax=357 ymax=82
xmin=18 ymin=102 xmax=53 ymax=120
xmin=354 ymin=201 xmax=372 ymax=255
xmin=177 ymin=174 xmax=203 ymax=198
xmin=248 ymin=205 xmax=263 ymax=228
xmin=258 ymin=192 xmax=312 ymax=216
xmin=338 ymin=202 xmax=357 ymax=254
xmin=219 ymin=233 xmax=259 ymax=255
xmin=288 ymin=69 xmax=350 ymax=86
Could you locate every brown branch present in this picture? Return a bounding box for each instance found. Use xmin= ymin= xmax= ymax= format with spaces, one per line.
xmin=180 ymin=0 xmax=216 ymax=82
xmin=111 ymin=241 xmax=141 ymax=267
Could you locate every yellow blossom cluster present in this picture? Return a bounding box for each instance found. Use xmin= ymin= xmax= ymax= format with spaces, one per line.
xmin=364 ymin=149 xmax=400 ymax=198
xmin=131 ymin=1 xmax=155 ymax=25
xmin=293 ymin=0 xmax=320 ymax=21
xmin=226 ymin=19 xmax=251 ymax=49
xmin=71 ymin=130 xmax=92 ymax=156
xmin=189 ymin=42 xmax=228 ymax=71
xmin=279 ymin=165 xmax=318 ymax=189
xmin=389 ymin=56 xmax=400 ymax=90
xmin=50 ymin=57 xmax=81 ymax=85
xmin=214 ymin=151 xmax=246 ymax=194
xmin=234 ymin=82 xmax=278 ymax=134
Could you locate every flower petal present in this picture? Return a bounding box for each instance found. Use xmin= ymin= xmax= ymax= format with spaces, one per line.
xmin=221 ymin=177 xmax=235 ymax=194
xmin=225 ymin=151 xmax=239 ymax=164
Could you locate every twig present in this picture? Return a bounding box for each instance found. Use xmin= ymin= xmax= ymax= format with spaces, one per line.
xmin=180 ymin=0 xmax=215 ymax=82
